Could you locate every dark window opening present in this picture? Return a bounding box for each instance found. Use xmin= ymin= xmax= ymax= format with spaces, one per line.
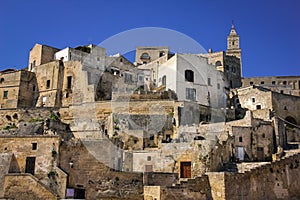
xmin=147 ymin=156 xmax=151 ymax=161
xmin=185 ymin=70 xmax=194 ymax=82
xmin=46 ymin=80 xmax=50 ymax=89
xmin=162 ymin=75 xmax=166 ymax=85
xmin=159 ymin=51 xmax=165 ymax=57
xmin=32 ymin=143 xmax=37 ymax=150
xmin=283 ymin=81 xmax=287 ymax=85
xmin=217 ymin=83 xmax=220 ymax=89
xmin=67 ymin=76 xmax=72 ymax=89
xmin=3 ymin=91 xmax=8 ymax=99
xmin=280 ymin=90 xmax=284 ymax=94
xmin=252 ymin=98 xmax=255 ymax=103
xmin=261 ymin=81 xmax=264 ymax=84
xmin=239 ymin=137 xmax=243 ymax=142
xmin=120 ymin=58 xmax=123 ymax=62
xmin=284 ymin=106 xmax=287 ymax=110
xmin=141 ymin=53 xmax=150 ymax=60
xmin=33 ymin=85 xmax=36 ymax=91
xmin=208 ymin=78 xmax=211 ymax=85
xmin=256 ymin=105 xmax=262 ymax=110
xmin=150 ymin=134 xmax=154 ymax=141
xmin=0 ymin=78 xmax=4 ymax=83
xmin=272 ymin=81 xmax=276 ymax=85
xmin=230 ymin=80 xmax=233 ymax=88
xmin=66 ymin=92 xmax=69 ymax=98
xmin=250 ymin=81 xmax=254 ymax=85
xmin=262 ymin=133 xmax=265 ymax=138
xmin=215 ymin=61 xmax=222 ymax=66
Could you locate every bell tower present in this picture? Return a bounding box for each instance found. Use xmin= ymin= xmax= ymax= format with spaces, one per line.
xmin=226 ymin=22 xmax=241 ymax=59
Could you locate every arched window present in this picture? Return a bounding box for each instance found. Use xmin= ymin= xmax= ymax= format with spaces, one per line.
xmin=215 ymin=61 xmax=222 ymax=66
xmin=162 ymin=75 xmax=166 ymax=85
xmin=0 ymin=78 xmax=4 ymax=84
xmin=185 ymin=70 xmax=194 ymax=82
xmin=141 ymin=53 xmax=150 ymax=60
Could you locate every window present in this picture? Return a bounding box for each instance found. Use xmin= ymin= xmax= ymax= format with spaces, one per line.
xmin=162 ymin=75 xmax=166 ymax=85
xmin=120 ymin=58 xmax=123 ymax=62
xmin=141 ymin=53 xmax=150 ymax=60
xmin=283 ymin=81 xmax=287 ymax=85
xmin=159 ymin=51 xmax=165 ymax=57
xmin=3 ymin=91 xmax=8 ymax=99
xmin=215 ymin=61 xmax=222 ymax=66
xmin=32 ymin=60 xmax=36 ymax=68
xmin=272 ymin=81 xmax=276 ymax=85
xmin=46 ymin=80 xmax=50 ymax=89
xmin=186 ymin=88 xmax=196 ymax=101
xmin=0 ymin=78 xmax=4 ymax=83
xmin=256 ymin=105 xmax=262 ymax=110
xmin=262 ymin=133 xmax=265 ymax=138
xmin=250 ymin=81 xmax=254 ymax=85
xmin=147 ymin=156 xmax=151 ymax=161
xmin=32 ymin=143 xmax=37 ymax=150
xmin=260 ymin=81 xmax=264 ymax=84
xmin=87 ymin=72 xmax=92 ymax=84
xmin=252 ymin=97 xmax=255 ymax=103
xmin=239 ymin=137 xmax=243 ymax=142
xmin=207 ymin=78 xmax=211 ymax=86
xmin=284 ymin=106 xmax=287 ymax=110
xmin=185 ymin=70 xmax=194 ymax=82
xmin=150 ymin=134 xmax=154 ymax=141
xmin=280 ymin=90 xmax=284 ymax=94
xmin=32 ymin=85 xmax=36 ymax=91
xmin=125 ymin=73 xmax=133 ymax=83
xmin=138 ymin=76 xmax=143 ymax=82
xmin=230 ymin=80 xmax=233 ymax=88
xmin=217 ymin=83 xmax=220 ymax=89
xmin=67 ymin=76 xmax=72 ymax=89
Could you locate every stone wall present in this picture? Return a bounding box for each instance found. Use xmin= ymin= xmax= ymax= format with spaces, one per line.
xmin=3 ymin=174 xmax=58 ymax=200
xmin=0 ymin=107 xmax=59 ymax=129
xmin=59 ymin=139 xmax=143 ymax=199
xmin=242 ymin=76 xmax=300 ymax=96
xmin=207 ymin=152 xmax=300 ymax=200
xmin=144 ymin=175 xmax=212 ymax=200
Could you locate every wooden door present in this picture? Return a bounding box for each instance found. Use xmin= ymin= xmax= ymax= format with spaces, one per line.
xmin=180 ymin=162 xmax=191 ymax=178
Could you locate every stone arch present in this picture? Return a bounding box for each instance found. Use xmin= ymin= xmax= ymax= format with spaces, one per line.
xmin=285 ymin=116 xmax=297 ymax=127
xmin=215 ymin=60 xmax=222 ymax=66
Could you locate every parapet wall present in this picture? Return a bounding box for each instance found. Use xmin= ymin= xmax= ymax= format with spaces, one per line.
xmin=208 ymin=152 xmax=300 ymax=200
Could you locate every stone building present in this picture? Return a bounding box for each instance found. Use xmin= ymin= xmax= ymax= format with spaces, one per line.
xmin=0 ymin=69 xmax=37 ymax=108
xmin=234 ymin=85 xmax=300 ymax=126
xmin=242 ymin=76 xmax=300 ymax=96
xmin=201 ymin=24 xmax=242 ymax=88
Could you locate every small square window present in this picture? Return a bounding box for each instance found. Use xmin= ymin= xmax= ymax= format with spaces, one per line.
xmin=147 ymin=156 xmax=151 ymax=161
xmin=260 ymin=81 xmax=264 ymax=84
xmin=239 ymin=137 xmax=243 ymax=142
xmin=250 ymin=81 xmax=254 ymax=85
xmin=256 ymin=105 xmax=262 ymax=110
xmin=272 ymin=81 xmax=276 ymax=85
xmin=32 ymin=143 xmax=37 ymax=150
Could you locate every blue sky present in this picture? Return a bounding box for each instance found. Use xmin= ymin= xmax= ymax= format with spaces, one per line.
xmin=0 ymin=0 xmax=299 ymax=77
